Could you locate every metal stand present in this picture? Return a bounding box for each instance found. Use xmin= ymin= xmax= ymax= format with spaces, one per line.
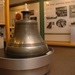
xmin=0 ymin=49 xmax=53 ymax=75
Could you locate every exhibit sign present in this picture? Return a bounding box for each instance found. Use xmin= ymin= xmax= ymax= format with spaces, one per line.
xmin=44 ymin=0 xmax=75 ymax=41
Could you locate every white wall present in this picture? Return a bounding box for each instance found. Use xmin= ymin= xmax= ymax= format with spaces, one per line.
xmin=44 ymin=0 xmax=75 ymax=42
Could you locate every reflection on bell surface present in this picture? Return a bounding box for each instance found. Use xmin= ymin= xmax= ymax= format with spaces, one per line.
xmin=5 ymin=9 xmax=49 ymax=58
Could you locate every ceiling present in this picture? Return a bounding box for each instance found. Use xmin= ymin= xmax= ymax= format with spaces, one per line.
xmin=9 ymin=0 xmax=34 ymax=6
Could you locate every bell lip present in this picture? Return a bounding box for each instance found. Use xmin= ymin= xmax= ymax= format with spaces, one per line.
xmin=0 ymin=47 xmax=54 ymax=60
xmin=5 ymin=45 xmax=51 ymax=58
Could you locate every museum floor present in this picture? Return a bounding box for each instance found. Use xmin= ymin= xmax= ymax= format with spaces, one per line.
xmin=48 ymin=46 xmax=75 ymax=75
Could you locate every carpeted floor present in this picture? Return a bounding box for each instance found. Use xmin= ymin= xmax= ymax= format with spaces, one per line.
xmin=49 ymin=46 xmax=75 ymax=75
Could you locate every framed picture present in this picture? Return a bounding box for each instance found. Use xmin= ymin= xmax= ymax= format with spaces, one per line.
xmin=69 ymin=5 xmax=75 ymax=18
xmin=56 ymin=6 xmax=67 ymax=17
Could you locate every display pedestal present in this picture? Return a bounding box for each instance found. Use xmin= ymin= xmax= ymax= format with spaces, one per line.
xmin=0 ymin=48 xmax=53 ymax=75
xmin=70 ymin=25 xmax=75 ymax=43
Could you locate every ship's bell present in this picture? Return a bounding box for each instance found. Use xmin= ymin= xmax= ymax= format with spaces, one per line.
xmin=5 ymin=8 xmax=49 ymax=58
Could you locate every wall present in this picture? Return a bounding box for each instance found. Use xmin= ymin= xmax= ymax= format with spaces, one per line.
xmin=44 ymin=0 xmax=75 ymax=42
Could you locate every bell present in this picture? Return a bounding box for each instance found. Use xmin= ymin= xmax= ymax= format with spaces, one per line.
xmin=5 ymin=4 xmax=49 ymax=58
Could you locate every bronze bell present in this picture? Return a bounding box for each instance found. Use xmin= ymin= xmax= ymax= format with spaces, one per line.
xmin=5 ymin=8 xmax=49 ymax=58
